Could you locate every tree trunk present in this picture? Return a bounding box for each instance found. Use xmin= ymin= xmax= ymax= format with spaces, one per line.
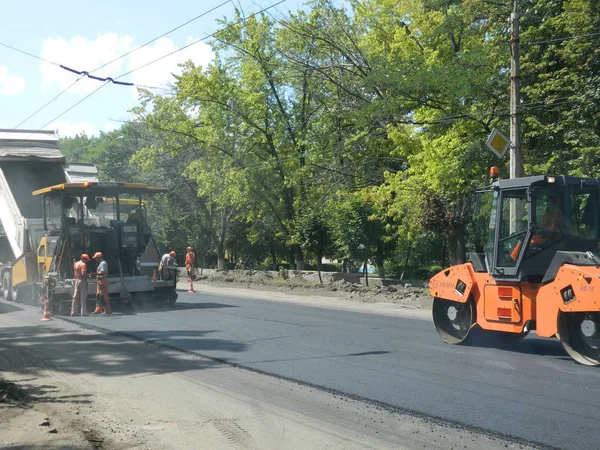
xmin=216 ymin=244 xmax=226 ymax=271
xmin=375 ymin=241 xmax=385 ymax=279
xmin=456 ymin=224 xmax=466 ymax=264
xmin=401 ymin=242 xmax=412 ymax=280
xmin=447 ymin=224 xmax=467 ymax=266
xmin=475 ymin=236 xmax=484 ymax=254
xmin=342 ymin=259 xmax=348 ymax=273
xmin=288 ymin=247 xmax=296 ymax=270
xmin=293 ymin=244 xmax=305 ymax=271
xmin=363 ymin=261 xmax=369 ymax=287
xmin=316 ymin=254 xmax=323 ymax=284
xmin=270 ymin=245 xmax=278 ymax=271
xmin=440 ymin=237 xmax=448 ymax=268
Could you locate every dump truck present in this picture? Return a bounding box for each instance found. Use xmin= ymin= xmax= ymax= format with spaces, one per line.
xmin=0 ymin=129 xmax=176 ymax=312
xmin=430 ymin=174 xmax=600 ymax=365
xmin=0 ymin=129 xmax=74 ymax=301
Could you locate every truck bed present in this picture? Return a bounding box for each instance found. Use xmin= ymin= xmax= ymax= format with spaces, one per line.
xmin=0 ymin=161 xmax=66 ymax=218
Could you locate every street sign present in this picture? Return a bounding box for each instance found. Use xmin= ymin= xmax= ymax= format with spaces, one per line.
xmin=485 ymin=128 xmax=511 ymax=159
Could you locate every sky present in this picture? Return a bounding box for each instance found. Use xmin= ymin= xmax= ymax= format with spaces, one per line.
xmin=0 ymin=0 xmax=297 ymax=138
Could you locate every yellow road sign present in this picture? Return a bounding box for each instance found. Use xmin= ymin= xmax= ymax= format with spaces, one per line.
xmin=485 ymin=128 xmax=511 ymax=159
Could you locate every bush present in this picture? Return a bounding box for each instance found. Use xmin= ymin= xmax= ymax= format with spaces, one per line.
xmin=278 ymin=267 xmax=289 ymax=280
xmin=303 ymin=263 xmax=342 ymax=272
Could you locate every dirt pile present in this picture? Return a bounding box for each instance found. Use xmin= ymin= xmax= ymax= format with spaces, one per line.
xmin=0 ymin=376 xmax=95 ymax=449
xmin=191 ymin=270 xmax=432 ymax=309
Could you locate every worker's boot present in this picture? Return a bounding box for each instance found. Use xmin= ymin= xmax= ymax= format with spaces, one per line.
xmin=102 ymin=297 xmax=112 ymax=315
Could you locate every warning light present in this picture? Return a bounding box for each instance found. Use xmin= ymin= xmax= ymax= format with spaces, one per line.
xmin=489 ymin=166 xmax=499 ymax=179
xmin=547 ymin=176 xmax=556 ymax=183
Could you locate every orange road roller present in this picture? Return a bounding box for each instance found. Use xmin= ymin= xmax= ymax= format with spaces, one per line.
xmin=431 ymin=174 xmax=600 ymax=365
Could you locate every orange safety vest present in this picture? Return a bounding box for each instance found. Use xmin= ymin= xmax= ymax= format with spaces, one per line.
xmin=73 ymin=261 xmax=87 ymax=280
xmin=185 ymin=251 xmax=196 ymax=266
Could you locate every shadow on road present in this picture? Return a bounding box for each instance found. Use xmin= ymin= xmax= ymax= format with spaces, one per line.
xmin=108 ymin=301 xmax=239 ymax=315
xmin=170 ymin=302 xmax=239 ymax=311
xmin=0 ymin=302 xmax=24 ymax=314
xmin=0 ymin=325 xmax=248 ymax=383
xmin=467 ymin=329 xmax=568 ymax=358
xmin=243 ymin=350 xmax=391 ymax=365
xmin=117 ymin=329 xmax=248 ymax=354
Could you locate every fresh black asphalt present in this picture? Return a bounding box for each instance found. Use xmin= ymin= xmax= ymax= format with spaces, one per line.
xmin=67 ymin=290 xmax=600 ymax=450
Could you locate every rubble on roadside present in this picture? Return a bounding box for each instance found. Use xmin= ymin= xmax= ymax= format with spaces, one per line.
xmin=185 ymin=269 xmax=433 ymax=310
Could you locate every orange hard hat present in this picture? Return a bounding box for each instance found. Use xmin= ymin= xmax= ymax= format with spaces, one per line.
xmin=93 ymin=252 xmax=103 ymax=259
xmin=81 ymin=254 xmax=90 ymax=261
xmin=170 ymin=251 xmax=176 ymax=257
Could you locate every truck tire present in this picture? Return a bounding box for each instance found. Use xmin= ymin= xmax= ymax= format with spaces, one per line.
xmin=2 ymin=272 xmax=12 ymax=301
xmin=11 ymin=285 xmax=28 ymax=303
xmin=10 ymin=286 xmax=18 ymax=302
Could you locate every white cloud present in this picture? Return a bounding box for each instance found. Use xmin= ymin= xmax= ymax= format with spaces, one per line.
xmin=40 ymin=33 xmax=134 ymax=94
xmin=0 ymin=66 xmax=26 ymax=96
xmin=127 ymin=37 xmax=214 ymax=91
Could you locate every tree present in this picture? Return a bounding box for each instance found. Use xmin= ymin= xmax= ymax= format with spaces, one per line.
xmin=331 ymin=192 xmax=386 ymax=284
xmin=294 ymin=209 xmax=334 ymax=283
xmin=520 ymin=0 xmax=600 ymax=176
xmin=58 ymin=132 xmax=94 ymax=162
xmin=352 ymin=0 xmax=511 ymax=264
xmin=72 ymin=0 xmax=599 ymax=278
xmin=131 ymin=93 xmax=240 ymax=270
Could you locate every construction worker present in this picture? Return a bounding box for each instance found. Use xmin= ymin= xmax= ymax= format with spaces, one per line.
xmin=185 ymin=247 xmax=196 ymax=292
xmin=159 ymin=251 xmax=176 ymax=280
xmin=92 ymin=252 xmax=112 ymax=315
xmin=511 ymin=192 xmax=566 ymax=261
xmin=185 ymin=247 xmax=196 ymax=281
xmin=71 ymin=254 xmax=90 ymax=316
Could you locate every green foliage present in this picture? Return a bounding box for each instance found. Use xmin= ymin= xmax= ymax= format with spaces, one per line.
xmin=520 ymin=0 xmax=600 ymax=176
xmin=58 ymin=132 xmax=94 ymax=162
xmin=56 ymin=0 xmax=600 ymax=277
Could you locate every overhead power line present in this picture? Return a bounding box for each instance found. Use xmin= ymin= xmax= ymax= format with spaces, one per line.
xmin=9 ymin=1 xmax=233 ymax=129
xmin=0 ymin=42 xmax=59 ymax=66
xmin=13 ymin=76 xmax=86 ymax=129
xmin=60 ymin=65 xmax=134 ymax=86
xmin=0 ymin=41 xmax=156 ymax=89
xmin=38 ymin=82 xmax=110 ymax=131
xmin=91 ymin=0 xmax=232 ymax=74
xmin=116 ymin=0 xmax=287 ymax=80
xmin=35 ymin=0 xmax=287 ymax=133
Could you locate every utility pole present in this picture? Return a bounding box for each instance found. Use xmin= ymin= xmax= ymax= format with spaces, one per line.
xmin=509 ymin=0 xmax=524 ymax=236
xmin=509 ymin=0 xmax=522 ymax=179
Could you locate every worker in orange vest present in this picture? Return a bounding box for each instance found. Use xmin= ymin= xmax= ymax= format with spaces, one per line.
xmin=185 ymin=247 xmax=196 ymax=292
xmin=71 ymin=254 xmax=91 ymax=316
xmin=159 ymin=251 xmax=177 ymax=280
xmin=91 ymin=252 xmax=112 ymax=315
xmin=185 ymin=247 xmax=196 ymax=280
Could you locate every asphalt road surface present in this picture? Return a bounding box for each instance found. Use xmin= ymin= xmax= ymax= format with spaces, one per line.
xmin=68 ymin=289 xmax=600 ymax=450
